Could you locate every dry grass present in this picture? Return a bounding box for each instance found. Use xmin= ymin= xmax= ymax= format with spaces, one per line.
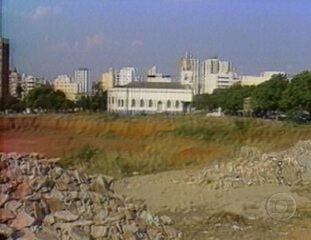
xmin=1 ymin=114 xmax=311 ymax=177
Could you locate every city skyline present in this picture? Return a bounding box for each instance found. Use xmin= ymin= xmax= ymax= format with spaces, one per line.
xmin=4 ymin=0 xmax=311 ymax=81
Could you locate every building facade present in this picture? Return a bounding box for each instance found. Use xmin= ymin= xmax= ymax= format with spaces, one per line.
xmin=9 ymin=68 xmax=22 ymax=98
xmin=116 ymin=67 xmax=136 ymax=86
xmin=146 ymin=66 xmax=172 ymax=83
xmin=179 ymin=53 xmax=201 ymax=94
xmin=53 ymin=75 xmax=79 ymax=101
xmin=240 ymin=71 xmax=286 ymax=86
xmin=200 ymin=58 xmax=239 ymax=94
xmin=74 ymin=68 xmax=90 ymax=94
xmin=107 ymin=82 xmax=192 ymax=114
xmin=100 ymin=68 xmax=116 ymax=91
xmin=0 ymin=37 xmax=9 ymax=105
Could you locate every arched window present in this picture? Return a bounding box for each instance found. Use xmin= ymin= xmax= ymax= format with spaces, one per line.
xmin=140 ymin=99 xmax=144 ymax=107
xmin=112 ymin=97 xmax=115 ymax=104
xmin=131 ymin=99 xmax=136 ymax=107
xmin=167 ymin=100 xmax=171 ymax=108
xmin=118 ymin=99 xmax=121 ymax=107
xmin=121 ymin=100 xmax=124 ymax=107
xmin=175 ymin=100 xmax=180 ymax=108
xmin=149 ymin=99 xmax=153 ymax=107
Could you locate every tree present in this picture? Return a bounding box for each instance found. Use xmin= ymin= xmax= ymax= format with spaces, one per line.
xmin=251 ymin=74 xmax=289 ymax=112
xmin=193 ymin=85 xmax=254 ymax=114
xmin=15 ymin=83 xmax=24 ymax=99
xmin=25 ymin=86 xmax=69 ymax=112
xmin=280 ymin=71 xmax=311 ymax=113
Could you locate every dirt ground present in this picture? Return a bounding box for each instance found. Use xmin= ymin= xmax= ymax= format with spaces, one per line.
xmin=115 ymin=169 xmax=311 ymax=240
xmin=2 ymin=126 xmax=311 ymax=239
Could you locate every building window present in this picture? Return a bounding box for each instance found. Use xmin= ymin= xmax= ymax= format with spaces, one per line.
xmin=121 ymin=100 xmax=124 ymax=107
xmin=140 ymin=99 xmax=144 ymax=107
xmin=118 ymin=99 xmax=121 ymax=107
xmin=167 ymin=100 xmax=171 ymax=108
xmin=175 ymin=100 xmax=180 ymax=108
xmin=149 ymin=99 xmax=153 ymax=107
xmin=131 ymin=99 xmax=136 ymax=107
xmin=112 ymin=97 xmax=115 ymax=104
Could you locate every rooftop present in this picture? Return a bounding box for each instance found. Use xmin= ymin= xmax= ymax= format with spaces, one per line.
xmin=116 ymin=81 xmax=189 ymax=89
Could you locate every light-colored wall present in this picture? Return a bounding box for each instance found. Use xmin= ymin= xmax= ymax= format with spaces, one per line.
xmin=107 ymin=87 xmax=193 ymax=113
xmin=53 ymin=75 xmax=78 ymax=101
xmin=240 ymin=71 xmax=285 ymax=86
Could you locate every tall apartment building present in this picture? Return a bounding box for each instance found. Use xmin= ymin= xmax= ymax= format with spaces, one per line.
xmin=74 ymin=68 xmax=90 ymax=95
xmin=100 ymin=68 xmax=115 ymax=91
xmin=116 ymin=67 xmax=136 ymax=86
xmin=179 ymin=53 xmax=201 ymax=94
xmin=9 ymin=68 xmax=22 ymax=98
xmin=200 ymin=58 xmax=238 ymax=94
xmin=53 ymin=75 xmax=78 ymax=101
xmin=22 ymin=74 xmax=45 ymax=96
xmin=0 ymin=37 xmax=9 ymax=106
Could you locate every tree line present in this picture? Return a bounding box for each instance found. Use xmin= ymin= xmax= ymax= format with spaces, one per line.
xmin=0 ymin=83 xmax=107 ymax=113
xmin=193 ymin=71 xmax=311 ymax=115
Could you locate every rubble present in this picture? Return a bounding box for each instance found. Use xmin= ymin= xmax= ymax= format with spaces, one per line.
xmin=196 ymin=141 xmax=311 ymax=189
xmin=0 ymin=152 xmax=181 ymax=239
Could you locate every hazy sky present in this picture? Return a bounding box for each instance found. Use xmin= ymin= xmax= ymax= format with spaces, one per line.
xmin=4 ymin=0 xmax=311 ymax=81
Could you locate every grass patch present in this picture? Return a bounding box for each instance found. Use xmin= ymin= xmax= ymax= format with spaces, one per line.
xmin=3 ymin=114 xmax=311 ymax=178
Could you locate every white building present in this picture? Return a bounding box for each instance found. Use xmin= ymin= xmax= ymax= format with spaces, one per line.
xmin=9 ymin=68 xmax=22 ymax=98
xmin=146 ymin=66 xmax=172 ymax=83
xmin=20 ymin=74 xmax=46 ymax=97
xmin=240 ymin=71 xmax=286 ymax=86
xmin=116 ymin=67 xmax=136 ymax=86
xmin=107 ymin=82 xmax=193 ymax=114
xmin=200 ymin=58 xmax=239 ymax=94
xmin=100 ymin=68 xmax=116 ymax=91
xmin=179 ymin=53 xmax=201 ymax=94
xmin=74 ymin=68 xmax=90 ymax=94
xmin=53 ymin=75 xmax=79 ymax=101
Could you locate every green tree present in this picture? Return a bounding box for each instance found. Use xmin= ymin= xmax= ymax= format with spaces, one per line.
xmin=280 ymin=71 xmax=311 ymax=113
xmin=251 ymin=74 xmax=289 ymax=112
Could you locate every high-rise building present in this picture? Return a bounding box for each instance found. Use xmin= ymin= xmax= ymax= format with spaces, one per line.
xmin=100 ymin=68 xmax=115 ymax=91
xmin=201 ymin=57 xmax=239 ymax=94
xmin=117 ymin=67 xmax=136 ymax=86
xmin=74 ymin=68 xmax=90 ymax=94
xmin=9 ymin=68 xmax=22 ymax=98
xmin=22 ymin=74 xmax=45 ymax=96
xmin=53 ymin=75 xmax=78 ymax=101
xmin=0 ymin=37 xmax=9 ymax=106
xmin=179 ymin=53 xmax=201 ymax=94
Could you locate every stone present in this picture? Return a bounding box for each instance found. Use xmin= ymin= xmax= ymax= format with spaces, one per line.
xmin=5 ymin=200 xmax=22 ymax=213
xmin=45 ymin=197 xmax=65 ymax=212
xmin=91 ymin=225 xmax=109 ymax=238
xmin=0 ymin=193 xmax=9 ymax=207
xmin=15 ymin=182 xmax=32 ymax=199
xmin=54 ymin=210 xmax=79 ymax=222
xmin=0 ymin=152 xmax=182 ymax=239
xmin=10 ymin=212 xmax=35 ymax=230
xmin=0 ymin=223 xmax=13 ymax=236
xmin=15 ymin=228 xmax=36 ymax=240
xmin=70 ymin=226 xmax=91 ymax=240
xmin=0 ymin=209 xmax=15 ymax=223
xmin=35 ymin=231 xmax=59 ymax=240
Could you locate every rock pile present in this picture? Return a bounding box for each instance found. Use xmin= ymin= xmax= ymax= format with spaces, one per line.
xmin=0 ymin=153 xmax=181 ymax=240
xmin=196 ymin=141 xmax=311 ymax=189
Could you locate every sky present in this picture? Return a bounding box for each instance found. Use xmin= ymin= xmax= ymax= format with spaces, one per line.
xmin=4 ymin=0 xmax=311 ymax=81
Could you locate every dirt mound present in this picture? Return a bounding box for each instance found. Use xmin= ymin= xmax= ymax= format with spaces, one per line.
xmin=0 ymin=153 xmax=181 ymax=239
xmin=196 ymin=141 xmax=311 ymax=189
